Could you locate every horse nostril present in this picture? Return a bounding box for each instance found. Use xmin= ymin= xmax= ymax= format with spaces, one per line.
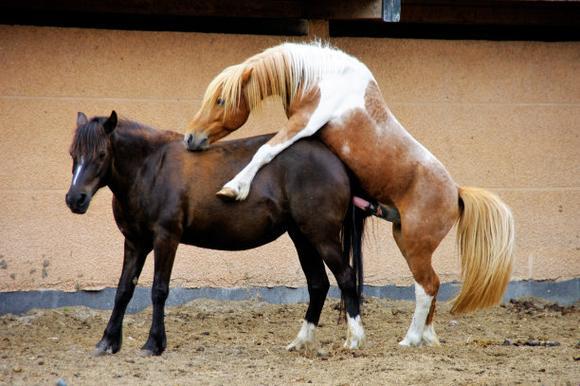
xmin=65 ymin=193 xmax=74 ymax=207
xmin=78 ymin=193 xmax=88 ymax=206
xmin=185 ymin=133 xmax=209 ymax=151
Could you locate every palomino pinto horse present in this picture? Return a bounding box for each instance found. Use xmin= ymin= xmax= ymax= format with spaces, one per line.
xmin=65 ymin=111 xmax=369 ymax=356
xmin=184 ymin=42 xmax=515 ymax=347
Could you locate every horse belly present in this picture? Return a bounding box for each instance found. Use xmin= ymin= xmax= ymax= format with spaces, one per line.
xmin=181 ymin=200 xmax=288 ymax=251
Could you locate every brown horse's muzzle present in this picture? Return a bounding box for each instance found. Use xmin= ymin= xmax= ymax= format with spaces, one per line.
xmin=184 ymin=132 xmax=209 ymax=151
xmin=65 ymin=189 xmax=92 ymax=214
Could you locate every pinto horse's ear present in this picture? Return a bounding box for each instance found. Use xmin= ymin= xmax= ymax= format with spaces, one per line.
xmin=77 ymin=112 xmax=88 ymax=127
xmin=241 ymin=67 xmax=253 ymax=84
xmin=103 ymin=110 xmax=118 ymax=134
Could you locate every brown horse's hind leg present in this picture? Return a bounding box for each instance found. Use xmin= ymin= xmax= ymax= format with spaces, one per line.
xmin=286 ymin=228 xmax=330 ymax=352
xmin=392 ymin=222 xmax=443 ymax=347
xmin=314 ymin=240 xmax=365 ymax=349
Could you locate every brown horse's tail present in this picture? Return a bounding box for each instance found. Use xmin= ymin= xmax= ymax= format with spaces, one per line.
xmin=451 ymin=186 xmax=515 ymax=314
xmin=341 ymin=200 xmax=368 ymax=302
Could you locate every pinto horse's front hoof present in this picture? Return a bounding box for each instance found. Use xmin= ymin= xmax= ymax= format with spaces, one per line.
xmin=216 ymin=187 xmax=238 ymax=201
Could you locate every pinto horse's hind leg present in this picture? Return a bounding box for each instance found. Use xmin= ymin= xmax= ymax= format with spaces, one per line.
xmin=141 ymin=234 xmax=179 ymax=356
xmin=95 ymin=239 xmax=151 ymax=356
xmin=286 ymin=229 xmax=330 ymax=352
xmin=392 ymin=222 xmax=443 ymax=347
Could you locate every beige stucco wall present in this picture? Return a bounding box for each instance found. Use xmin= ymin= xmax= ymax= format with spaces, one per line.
xmin=0 ymin=25 xmax=578 ymax=292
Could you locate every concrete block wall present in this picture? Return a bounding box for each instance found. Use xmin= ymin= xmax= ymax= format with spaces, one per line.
xmin=0 ymin=26 xmax=578 ymax=292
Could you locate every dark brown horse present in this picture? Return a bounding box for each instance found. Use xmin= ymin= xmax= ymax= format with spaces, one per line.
xmin=65 ymin=111 xmax=368 ymax=356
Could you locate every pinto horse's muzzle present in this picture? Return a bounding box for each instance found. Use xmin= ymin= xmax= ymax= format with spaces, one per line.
xmin=65 ymin=190 xmax=92 ymax=214
xmin=184 ymin=133 xmax=209 ymax=152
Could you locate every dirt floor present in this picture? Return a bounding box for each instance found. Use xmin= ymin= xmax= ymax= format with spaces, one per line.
xmin=0 ymin=296 xmax=578 ymax=385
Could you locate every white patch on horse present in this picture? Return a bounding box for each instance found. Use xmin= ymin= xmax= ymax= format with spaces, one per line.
xmin=72 ymin=157 xmax=85 ymax=186
xmin=286 ymin=320 xmax=317 ymax=352
xmin=281 ymin=42 xmax=374 ymax=97
xmin=399 ymin=281 xmax=433 ymax=347
xmin=344 ymin=314 xmax=365 ymax=349
xmin=341 ymin=143 xmax=351 ymax=156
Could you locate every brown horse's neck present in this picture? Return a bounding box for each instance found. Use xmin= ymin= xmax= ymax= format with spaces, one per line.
xmin=108 ymin=121 xmax=181 ymax=196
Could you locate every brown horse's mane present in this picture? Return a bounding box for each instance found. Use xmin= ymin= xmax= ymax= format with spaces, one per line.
xmin=70 ymin=116 xmax=181 ymax=158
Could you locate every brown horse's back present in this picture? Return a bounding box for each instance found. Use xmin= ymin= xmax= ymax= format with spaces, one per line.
xmin=125 ymin=134 xmax=352 ymax=251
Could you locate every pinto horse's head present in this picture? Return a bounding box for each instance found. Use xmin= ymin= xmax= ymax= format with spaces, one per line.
xmin=184 ymin=65 xmax=253 ymax=151
xmin=65 ymin=111 xmax=117 ymax=214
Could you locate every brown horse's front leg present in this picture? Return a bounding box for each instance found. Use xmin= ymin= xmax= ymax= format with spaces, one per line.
xmin=95 ymin=239 xmax=151 ymax=356
xmin=141 ymin=234 xmax=179 ymax=356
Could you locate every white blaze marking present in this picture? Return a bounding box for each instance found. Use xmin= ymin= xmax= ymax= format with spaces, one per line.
xmin=72 ymin=157 xmax=85 ymax=186
xmin=341 ymin=143 xmax=351 ymax=155
xmin=344 ymin=314 xmax=365 ymax=349
xmin=399 ymin=281 xmax=433 ymax=347
xmin=286 ymin=320 xmax=317 ymax=351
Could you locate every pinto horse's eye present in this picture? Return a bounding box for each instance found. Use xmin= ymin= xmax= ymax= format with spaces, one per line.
xmin=216 ymin=98 xmax=225 ymax=107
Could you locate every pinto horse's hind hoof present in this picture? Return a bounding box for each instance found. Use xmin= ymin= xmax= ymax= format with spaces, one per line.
xmin=216 ymin=187 xmax=238 ymax=201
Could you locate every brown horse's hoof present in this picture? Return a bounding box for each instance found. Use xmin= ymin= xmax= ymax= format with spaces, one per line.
xmin=216 ymin=187 xmax=238 ymax=201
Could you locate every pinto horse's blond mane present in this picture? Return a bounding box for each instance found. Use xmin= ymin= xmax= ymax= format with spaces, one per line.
xmin=201 ymin=42 xmax=358 ymax=117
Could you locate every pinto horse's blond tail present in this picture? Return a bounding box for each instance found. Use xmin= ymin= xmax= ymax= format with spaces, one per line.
xmin=451 ymin=187 xmax=515 ymax=314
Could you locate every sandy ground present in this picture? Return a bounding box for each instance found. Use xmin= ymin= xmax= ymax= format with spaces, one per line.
xmin=0 ymin=296 xmax=578 ymax=385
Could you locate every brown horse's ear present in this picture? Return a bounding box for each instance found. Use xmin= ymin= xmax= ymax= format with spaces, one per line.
xmin=103 ymin=110 xmax=118 ymax=134
xmin=241 ymin=67 xmax=253 ymax=84
xmin=77 ymin=112 xmax=88 ymax=127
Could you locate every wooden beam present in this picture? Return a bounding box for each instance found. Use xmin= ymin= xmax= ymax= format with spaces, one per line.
xmin=0 ymin=0 xmax=383 ymax=20
xmin=400 ymin=1 xmax=580 ymax=26
xmin=0 ymin=0 xmax=306 ymax=19
xmin=308 ymin=20 xmax=330 ymax=39
xmin=306 ymin=0 xmax=382 ymax=20
xmin=0 ymin=0 xmax=578 ymax=27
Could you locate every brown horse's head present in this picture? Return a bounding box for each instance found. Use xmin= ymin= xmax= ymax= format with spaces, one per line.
xmin=184 ymin=65 xmax=253 ymax=151
xmin=65 ymin=111 xmax=117 ymax=214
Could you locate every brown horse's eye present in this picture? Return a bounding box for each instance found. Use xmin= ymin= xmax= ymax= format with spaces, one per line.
xmin=98 ymin=151 xmax=106 ymax=160
xmin=216 ymin=98 xmax=225 ymax=106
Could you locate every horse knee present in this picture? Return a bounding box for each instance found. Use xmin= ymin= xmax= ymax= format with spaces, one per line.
xmin=151 ymin=284 xmax=169 ymax=305
xmin=309 ymin=275 xmax=330 ymax=295
xmin=115 ymin=284 xmax=134 ymax=303
xmin=416 ymin=269 xmax=440 ymax=297
xmin=309 ymin=283 xmax=329 ymax=307
xmin=335 ymin=268 xmax=356 ymax=292
xmin=412 ymin=267 xmax=439 ymax=294
xmin=405 ymin=256 xmax=440 ymax=297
